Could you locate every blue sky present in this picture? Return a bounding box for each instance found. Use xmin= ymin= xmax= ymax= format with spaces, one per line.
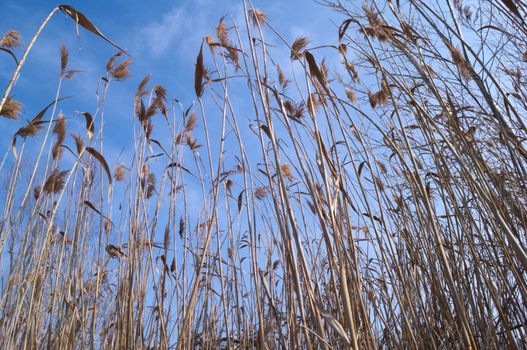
xmin=0 ymin=2 xmax=346 ymax=332
xmin=0 ymin=0 xmax=346 ymax=262
xmin=0 ymin=0 xmax=343 ymax=173
xmin=0 ymin=0 xmax=349 ymax=209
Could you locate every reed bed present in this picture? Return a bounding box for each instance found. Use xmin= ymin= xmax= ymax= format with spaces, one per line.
xmin=0 ymin=0 xmax=526 ymax=348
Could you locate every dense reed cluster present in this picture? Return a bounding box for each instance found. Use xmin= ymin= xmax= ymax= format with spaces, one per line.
xmin=1 ymin=0 xmax=527 ymax=348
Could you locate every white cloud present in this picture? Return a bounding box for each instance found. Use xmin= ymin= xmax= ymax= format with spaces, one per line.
xmin=140 ymin=8 xmax=186 ymax=57
xmin=136 ymin=1 xmax=241 ymax=61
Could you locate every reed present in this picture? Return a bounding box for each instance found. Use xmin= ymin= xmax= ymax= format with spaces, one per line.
xmin=1 ymin=0 xmax=526 ymax=348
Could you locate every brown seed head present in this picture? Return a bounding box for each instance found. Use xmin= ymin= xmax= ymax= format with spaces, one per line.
xmin=376 ymin=160 xmax=387 ymax=174
xmin=249 ymin=8 xmax=267 ymax=27
xmin=106 ymin=51 xmax=123 ymax=72
xmin=104 ymin=219 xmax=112 ymax=234
xmin=185 ymin=112 xmax=197 ymax=131
xmin=277 ymin=64 xmax=290 ymax=89
xmin=53 ymin=113 xmax=66 ymax=142
xmin=114 ymin=164 xmax=126 ymax=182
xmin=448 ymin=44 xmax=472 ymax=80
xmin=280 ymin=163 xmax=294 ymax=181
xmin=110 ymin=59 xmax=132 ymax=80
xmin=52 ymin=142 xmax=63 ymax=160
xmin=205 ymin=35 xmax=215 ymax=46
xmin=284 ymin=100 xmax=305 ymax=120
xmin=307 ymin=93 xmax=320 ymax=113
xmin=60 ymin=44 xmax=69 ymax=74
xmin=71 ymin=133 xmax=84 ymax=154
xmin=16 ymin=123 xmax=42 ymax=138
xmin=255 ymin=186 xmax=269 ymax=199
xmin=106 ymin=244 xmax=126 ymax=258
xmin=344 ymin=87 xmax=356 ymax=103
xmin=0 ymin=30 xmax=21 ymax=48
xmin=225 ymin=179 xmax=234 ymax=192
xmin=187 ymin=134 xmax=202 ymax=152
xmin=145 ymin=172 xmax=156 ymax=198
xmin=43 ymin=169 xmax=68 ymax=194
xmin=216 ymin=20 xmax=230 ymax=46
xmin=1 ymin=96 xmax=22 ymax=119
xmin=290 ymin=36 xmax=309 ymax=60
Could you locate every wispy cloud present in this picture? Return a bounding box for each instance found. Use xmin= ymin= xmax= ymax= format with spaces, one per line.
xmin=139 ymin=8 xmax=187 ymax=57
xmin=136 ymin=1 xmax=241 ymax=61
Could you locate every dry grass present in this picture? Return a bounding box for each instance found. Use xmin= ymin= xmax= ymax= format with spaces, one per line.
xmin=1 ymin=0 xmax=527 ymax=349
